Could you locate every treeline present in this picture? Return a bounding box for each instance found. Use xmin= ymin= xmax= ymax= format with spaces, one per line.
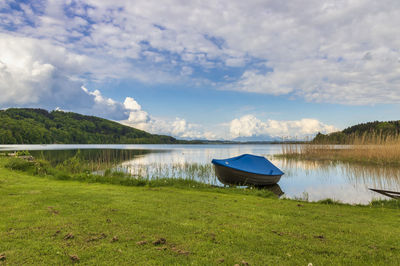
xmin=313 ymin=121 xmax=400 ymax=144
xmin=0 ymin=108 xmax=179 ymax=144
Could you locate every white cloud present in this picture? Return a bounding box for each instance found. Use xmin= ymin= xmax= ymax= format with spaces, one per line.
xmin=180 ymin=66 xmax=193 ymax=76
xmin=123 ymin=113 xmax=214 ymax=140
xmin=82 ymin=86 xmax=118 ymax=108
xmin=0 ymin=33 xmax=91 ymax=107
xmin=80 ymin=86 xmax=128 ymax=119
xmin=227 ymin=70 xmax=293 ymax=95
xmin=0 ymin=32 xmax=174 ymax=110
xmin=81 ymin=86 xmax=214 ymax=139
xmin=124 ymin=97 xmax=142 ymax=111
xmin=3 ymin=1 xmax=400 ymax=104
xmin=225 ymin=57 xmax=246 ymax=67
xmin=230 ymin=115 xmax=337 ymax=140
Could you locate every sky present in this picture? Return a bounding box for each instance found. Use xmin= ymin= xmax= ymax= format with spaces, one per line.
xmin=1 ymin=0 xmax=400 ymax=140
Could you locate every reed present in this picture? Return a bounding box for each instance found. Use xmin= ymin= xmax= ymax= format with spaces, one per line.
xmin=121 ymin=162 xmax=217 ymax=184
xmin=315 ymin=130 xmax=400 ymax=145
xmin=279 ymin=137 xmax=400 ymax=166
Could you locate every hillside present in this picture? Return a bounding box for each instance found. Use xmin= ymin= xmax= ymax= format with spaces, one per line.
xmin=313 ymin=120 xmax=400 ymax=144
xmin=0 ymin=108 xmax=178 ymax=144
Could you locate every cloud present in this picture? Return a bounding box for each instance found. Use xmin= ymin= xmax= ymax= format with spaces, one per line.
xmin=124 ymin=97 xmax=142 ymax=111
xmin=81 ymin=86 xmax=214 ymax=139
xmin=80 ymin=86 xmax=128 ymax=120
xmin=77 ymin=1 xmax=400 ymax=105
xmin=122 ymin=113 xmax=215 ymax=140
xmin=0 ymin=33 xmax=93 ymax=108
xmin=227 ymin=70 xmax=293 ymax=95
xmin=230 ymin=115 xmax=337 ymax=140
xmin=0 ymin=31 xmax=171 ymax=109
xmin=2 ymin=1 xmax=400 ymax=105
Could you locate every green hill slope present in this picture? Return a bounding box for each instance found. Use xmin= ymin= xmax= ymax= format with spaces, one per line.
xmin=313 ymin=120 xmax=400 ymax=144
xmin=0 ymin=108 xmax=178 ymax=144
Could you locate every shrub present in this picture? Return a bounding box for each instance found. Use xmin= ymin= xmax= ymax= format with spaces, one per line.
xmin=4 ymin=158 xmax=34 ymax=171
xmin=16 ymin=150 xmax=31 ymax=156
xmin=33 ymin=159 xmax=52 ymax=176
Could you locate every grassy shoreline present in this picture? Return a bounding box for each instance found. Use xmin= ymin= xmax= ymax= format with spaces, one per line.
xmin=1 ymin=157 xmax=400 ymax=264
xmin=1 ymin=156 xmax=277 ymax=199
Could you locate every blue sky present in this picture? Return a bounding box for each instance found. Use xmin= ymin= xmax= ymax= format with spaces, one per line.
xmin=1 ymin=0 xmax=400 ymax=140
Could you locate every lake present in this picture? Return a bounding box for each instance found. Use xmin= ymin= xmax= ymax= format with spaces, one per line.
xmin=1 ymin=144 xmax=399 ymax=204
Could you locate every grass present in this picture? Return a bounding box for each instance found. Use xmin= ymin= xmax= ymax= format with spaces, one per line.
xmin=0 ymin=158 xmax=400 ymax=265
xmin=278 ymin=143 xmax=400 ymax=166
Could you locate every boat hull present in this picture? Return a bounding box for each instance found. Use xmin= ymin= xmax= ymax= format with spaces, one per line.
xmin=213 ymin=164 xmax=282 ymax=186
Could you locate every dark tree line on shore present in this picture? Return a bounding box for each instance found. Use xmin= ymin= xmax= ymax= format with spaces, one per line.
xmin=0 ymin=108 xmax=179 ymax=144
xmin=313 ymin=121 xmax=400 ymax=144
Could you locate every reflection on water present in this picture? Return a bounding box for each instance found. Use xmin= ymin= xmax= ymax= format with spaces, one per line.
xmin=343 ymin=163 xmax=400 ymax=190
xmin=118 ymin=161 xmax=219 ymax=185
xmin=1 ymin=144 xmax=400 ymax=204
xmin=278 ymin=158 xmax=400 ymax=204
xmin=30 ymin=149 xmax=154 ymax=167
xmin=279 ymin=158 xmax=400 ymax=191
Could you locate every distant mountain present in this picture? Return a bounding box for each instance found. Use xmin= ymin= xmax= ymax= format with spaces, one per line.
xmin=232 ymin=135 xmax=281 ymax=142
xmin=232 ymin=134 xmax=311 ymax=143
xmin=0 ymin=108 xmax=179 ymax=144
xmin=313 ymin=120 xmax=400 ymax=144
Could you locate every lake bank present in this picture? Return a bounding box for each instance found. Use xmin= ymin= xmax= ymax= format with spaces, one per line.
xmin=0 ymin=158 xmax=399 ymax=264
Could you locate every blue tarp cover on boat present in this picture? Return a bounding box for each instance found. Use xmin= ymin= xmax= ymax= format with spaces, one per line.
xmin=212 ymin=154 xmax=284 ymax=176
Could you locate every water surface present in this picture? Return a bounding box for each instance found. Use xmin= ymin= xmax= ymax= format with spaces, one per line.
xmin=1 ymin=144 xmax=399 ymax=204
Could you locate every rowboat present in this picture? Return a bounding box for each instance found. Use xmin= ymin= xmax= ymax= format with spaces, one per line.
xmin=369 ymin=188 xmax=400 ymax=199
xmin=211 ymin=154 xmax=284 ymax=186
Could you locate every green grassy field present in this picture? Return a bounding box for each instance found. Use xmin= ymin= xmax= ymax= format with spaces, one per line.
xmin=0 ymin=159 xmax=400 ymax=265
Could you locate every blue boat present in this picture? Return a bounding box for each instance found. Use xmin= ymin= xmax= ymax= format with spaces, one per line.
xmin=211 ymin=154 xmax=284 ymax=186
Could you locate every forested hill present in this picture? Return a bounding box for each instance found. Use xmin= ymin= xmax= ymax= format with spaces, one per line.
xmin=0 ymin=108 xmax=179 ymax=144
xmin=313 ymin=121 xmax=400 ymax=144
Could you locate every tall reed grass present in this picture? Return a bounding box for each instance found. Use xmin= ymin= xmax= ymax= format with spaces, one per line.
xmin=315 ymin=130 xmax=400 ymax=145
xmin=120 ymin=162 xmax=217 ymax=184
xmin=280 ymin=132 xmax=400 ymax=166
xmin=10 ymin=149 xmax=220 ymax=185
